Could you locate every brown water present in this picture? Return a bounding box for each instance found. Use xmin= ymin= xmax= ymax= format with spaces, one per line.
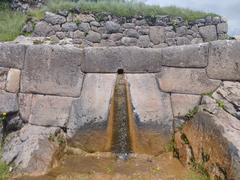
xmin=17 ymin=74 xmax=192 ymax=179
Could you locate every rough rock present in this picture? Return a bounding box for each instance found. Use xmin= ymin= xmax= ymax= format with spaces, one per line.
xmin=29 ymin=95 xmax=73 ymax=127
xmin=176 ymin=37 xmax=191 ymax=45
xmin=21 ymin=45 xmax=84 ymax=97
xmin=44 ymin=12 xmax=66 ymax=25
xmin=18 ymin=93 xmax=32 ymax=122
xmin=217 ymin=23 xmax=228 ymax=34
xmin=157 ymin=67 xmax=221 ymax=94
xmin=82 ymin=47 xmax=161 ymax=73
xmin=105 ymin=21 xmax=120 ymax=33
xmin=6 ymin=68 xmax=21 ymax=93
xmin=86 ymin=31 xmax=101 ymax=43
xmin=137 ymin=35 xmax=151 ymax=48
xmin=0 ymin=91 xmax=18 ymax=113
xmin=79 ymin=22 xmax=91 ymax=33
xmin=67 ymin=73 xmax=116 ymax=136
xmin=62 ymin=22 xmax=78 ymax=32
xmin=0 ymin=43 xmax=26 ymax=69
xmin=161 ymin=43 xmax=209 ymax=67
xmin=3 ymin=125 xmax=61 ymax=176
xmin=171 ymin=94 xmax=201 ymax=117
xmin=33 ymin=21 xmax=54 ymax=37
xmin=149 ymin=27 xmax=165 ymax=45
xmin=121 ymin=37 xmax=137 ymax=46
xmin=199 ymin=25 xmax=217 ymax=41
xmin=109 ymin=33 xmax=123 ymax=42
xmin=125 ymin=29 xmax=139 ymax=38
xmin=73 ymin=30 xmax=85 ymax=39
xmin=207 ymin=40 xmax=240 ymax=80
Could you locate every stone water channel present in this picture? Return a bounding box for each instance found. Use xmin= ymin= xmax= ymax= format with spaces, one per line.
xmin=19 ymin=73 xmax=193 ymax=180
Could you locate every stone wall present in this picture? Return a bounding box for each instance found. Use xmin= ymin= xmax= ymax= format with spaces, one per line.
xmin=0 ymin=40 xmax=239 ymax=177
xmin=23 ymin=11 xmax=229 ymax=48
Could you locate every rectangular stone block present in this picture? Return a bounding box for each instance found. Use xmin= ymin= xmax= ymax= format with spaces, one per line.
xmin=0 ymin=43 xmax=26 ymax=69
xmin=161 ymin=43 xmax=209 ymax=67
xmin=126 ymin=74 xmax=173 ymax=155
xmin=0 ymin=67 xmax=8 ymax=90
xmin=158 ymin=67 xmax=221 ymax=94
xmin=21 ymin=45 xmax=84 ymax=97
xmin=67 ymin=73 xmax=116 ymax=135
xmin=0 ymin=91 xmax=18 ymax=113
xmin=207 ymin=40 xmax=240 ymax=80
xmin=6 ymin=68 xmax=21 ymax=93
xmin=82 ymin=47 xmax=161 ymax=73
xmin=29 ymin=95 xmax=74 ymax=127
xmin=171 ymin=93 xmax=201 ymax=117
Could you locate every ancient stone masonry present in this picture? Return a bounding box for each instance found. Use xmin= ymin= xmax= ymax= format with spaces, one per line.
xmin=0 ymin=40 xmax=240 ymax=178
xmin=20 ymin=11 xmax=229 ymax=48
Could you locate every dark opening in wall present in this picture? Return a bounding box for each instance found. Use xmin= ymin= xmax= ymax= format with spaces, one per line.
xmin=117 ymin=69 xmax=124 ymax=74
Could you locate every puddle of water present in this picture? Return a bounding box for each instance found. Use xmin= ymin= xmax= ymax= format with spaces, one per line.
xmin=19 ymin=152 xmax=190 ymax=180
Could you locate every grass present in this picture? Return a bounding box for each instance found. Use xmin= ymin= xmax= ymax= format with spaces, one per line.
xmin=0 ymin=146 xmax=9 ymax=180
xmin=45 ymin=0 xmax=218 ymax=22
xmin=0 ymin=2 xmax=27 ymax=41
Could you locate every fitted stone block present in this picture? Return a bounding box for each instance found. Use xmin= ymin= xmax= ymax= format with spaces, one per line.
xmin=67 ymin=73 xmax=116 ymax=136
xmin=171 ymin=93 xmax=201 ymax=117
xmin=29 ymin=95 xmax=73 ymax=127
xmin=0 ymin=67 xmax=8 ymax=90
xmin=207 ymin=40 xmax=240 ymax=80
xmin=161 ymin=43 xmax=209 ymax=67
xmin=0 ymin=43 xmax=26 ymax=69
xmin=158 ymin=67 xmax=221 ymax=94
xmin=0 ymin=91 xmax=18 ymax=113
xmin=18 ymin=93 xmax=33 ymax=122
xmin=126 ymin=74 xmax=173 ymax=127
xmin=21 ymin=45 xmax=84 ymax=97
xmin=6 ymin=68 xmax=21 ymax=93
xmin=149 ymin=26 xmax=165 ymax=45
xmin=82 ymin=47 xmax=161 ymax=73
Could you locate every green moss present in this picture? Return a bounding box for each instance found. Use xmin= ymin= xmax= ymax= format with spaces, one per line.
xmin=216 ymin=100 xmax=225 ymax=109
xmin=0 ymin=2 xmax=27 ymax=42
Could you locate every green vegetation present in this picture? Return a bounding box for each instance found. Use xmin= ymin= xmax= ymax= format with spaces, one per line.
xmin=45 ymin=0 xmax=217 ymax=21
xmin=0 ymin=2 xmax=26 ymax=41
xmin=216 ymin=100 xmax=225 ymax=109
xmin=0 ymin=147 xmax=9 ymax=180
xmin=185 ymin=106 xmax=199 ymax=119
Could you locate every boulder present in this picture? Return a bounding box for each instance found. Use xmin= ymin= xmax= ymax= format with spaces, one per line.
xmin=86 ymin=31 xmax=101 ymax=43
xmin=78 ymin=22 xmax=91 ymax=33
xmin=199 ymin=25 xmax=217 ymax=41
xmin=33 ymin=21 xmax=54 ymax=37
xmin=161 ymin=43 xmax=209 ymax=68
xmin=3 ymin=125 xmax=62 ymax=176
xmin=21 ymin=45 xmax=84 ymax=97
xmin=82 ymin=47 xmax=162 ymax=73
xmin=125 ymin=29 xmax=140 ymax=38
xmin=157 ymin=67 xmax=221 ymax=94
xmin=105 ymin=21 xmax=120 ymax=33
xmin=207 ymin=40 xmax=240 ymax=80
xmin=62 ymin=22 xmax=78 ymax=32
xmin=137 ymin=35 xmax=151 ymax=48
xmin=217 ymin=23 xmax=228 ymax=34
xmin=44 ymin=12 xmax=66 ymax=25
xmin=121 ymin=37 xmax=137 ymax=46
xmin=149 ymin=26 xmax=165 ymax=45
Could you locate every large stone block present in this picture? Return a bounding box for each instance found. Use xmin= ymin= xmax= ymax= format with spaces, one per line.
xmin=82 ymin=47 xmax=161 ymax=73
xmin=0 ymin=91 xmax=18 ymax=113
xmin=0 ymin=67 xmax=8 ymax=90
xmin=67 ymin=73 xmax=116 ymax=135
xmin=6 ymin=68 xmax=21 ymax=93
xmin=0 ymin=43 xmax=26 ymax=69
xmin=207 ymin=40 xmax=240 ymax=80
xmin=21 ymin=45 xmax=84 ymax=97
xmin=161 ymin=43 xmax=209 ymax=67
xmin=67 ymin=74 xmax=116 ymax=152
xmin=29 ymin=95 xmax=73 ymax=127
xmin=18 ymin=93 xmax=32 ymax=122
xmin=158 ymin=67 xmax=221 ymax=94
xmin=126 ymin=74 xmax=173 ymax=155
xmin=171 ymin=93 xmax=201 ymax=117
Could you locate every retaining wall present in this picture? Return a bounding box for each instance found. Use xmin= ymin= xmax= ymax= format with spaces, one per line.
xmin=0 ymin=40 xmax=240 ymax=175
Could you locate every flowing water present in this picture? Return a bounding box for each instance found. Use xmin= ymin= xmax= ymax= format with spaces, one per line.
xmin=18 ymin=73 xmax=193 ymax=180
